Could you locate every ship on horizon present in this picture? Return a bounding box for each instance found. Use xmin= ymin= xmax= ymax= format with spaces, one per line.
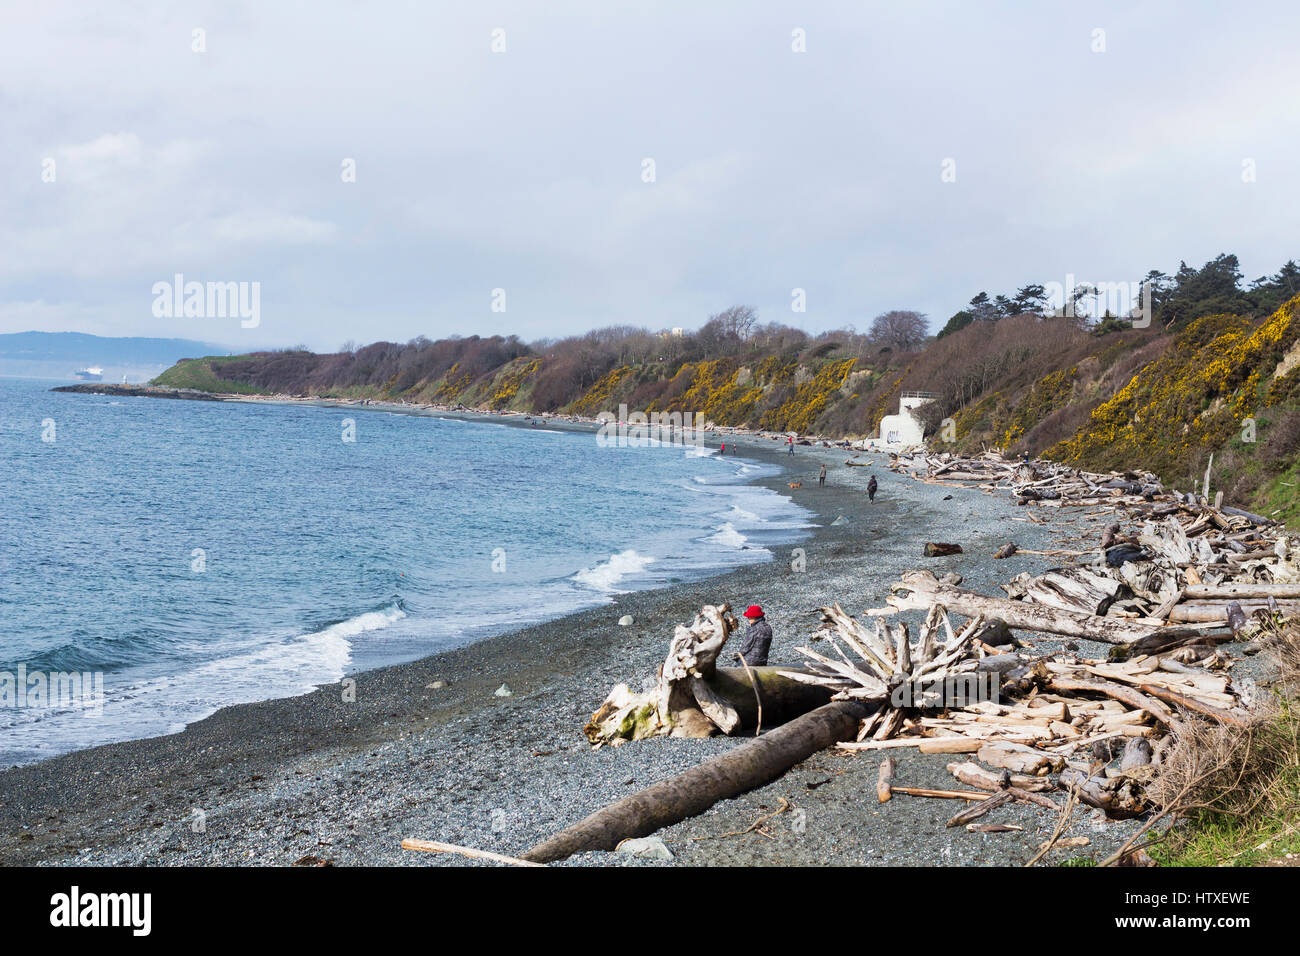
xmin=74 ymin=366 xmax=103 ymax=382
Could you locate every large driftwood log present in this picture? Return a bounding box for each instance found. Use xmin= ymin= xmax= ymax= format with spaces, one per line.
xmin=976 ymin=740 xmax=1065 ymax=776
xmin=1183 ymin=583 xmax=1300 ymax=600
xmin=880 ymin=570 xmax=1214 ymax=646
xmin=1169 ymin=600 xmax=1300 ymax=623
xmin=584 ymin=666 xmax=834 ymax=743
xmin=587 ymin=605 xmax=767 ymax=743
xmin=523 ymin=700 xmax=870 ymax=863
xmin=1221 ymin=505 xmax=1274 ymax=526
xmin=1137 ymin=682 xmax=1250 ymax=726
xmin=705 ymin=667 xmax=837 ymax=729
xmin=1005 ymin=567 xmax=1123 ymax=615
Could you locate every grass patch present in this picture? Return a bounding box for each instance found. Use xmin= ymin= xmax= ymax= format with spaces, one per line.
xmin=1256 ymin=460 xmax=1300 ymax=528
xmin=151 ymin=358 xmax=268 ymax=394
xmin=1149 ymin=624 xmax=1300 ymax=867
xmin=1156 ymin=806 xmax=1300 ymax=867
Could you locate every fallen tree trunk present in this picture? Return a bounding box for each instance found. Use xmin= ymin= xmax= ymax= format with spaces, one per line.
xmin=522 ymin=700 xmax=870 ymax=863
xmin=706 ymin=667 xmax=837 ymax=730
xmin=1168 ymin=600 xmax=1300 ymax=623
xmin=881 ymin=570 xmax=1212 ymax=646
xmin=1183 ymin=583 xmax=1300 ymax=600
xmin=585 ymin=604 xmax=840 ymax=744
xmin=1221 ymin=505 xmax=1274 ymax=526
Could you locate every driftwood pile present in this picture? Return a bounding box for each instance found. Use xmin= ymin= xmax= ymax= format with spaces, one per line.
xmin=891 ymin=450 xmax=1300 ymax=632
xmin=788 ymin=597 xmax=1255 ymax=819
xmin=890 ymin=450 xmax=1165 ymax=507
xmin=548 ymin=452 xmax=1289 ymax=860
xmin=581 ymin=587 xmax=1258 ymax=829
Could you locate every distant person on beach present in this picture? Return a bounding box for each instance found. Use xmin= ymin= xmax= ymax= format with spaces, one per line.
xmin=720 ymin=442 xmax=726 ymax=456
xmin=738 ymin=605 xmax=773 ymax=666
xmin=867 ymin=475 xmax=878 ymax=502
xmin=787 ymin=435 xmax=795 ymax=456
xmin=819 ymin=463 xmax=827 ymax=487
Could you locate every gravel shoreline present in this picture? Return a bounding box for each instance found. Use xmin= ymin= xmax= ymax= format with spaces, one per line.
xmin=1 ymin=427 xmax=1146 ymax=866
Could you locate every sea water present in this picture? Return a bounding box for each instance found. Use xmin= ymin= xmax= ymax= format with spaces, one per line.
xmin=0 ymin=378 xmax=812 ymax=763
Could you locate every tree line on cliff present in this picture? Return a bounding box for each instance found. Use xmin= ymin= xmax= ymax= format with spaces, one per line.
xmin=154 ymin=252 xmax=1300 ymax=518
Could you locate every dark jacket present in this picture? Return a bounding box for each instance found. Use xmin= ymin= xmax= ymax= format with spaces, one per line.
xmin=737 ymin=617 xmax=773 ymax=666
xmin=867 ymin=476 xmax=878 ymax=498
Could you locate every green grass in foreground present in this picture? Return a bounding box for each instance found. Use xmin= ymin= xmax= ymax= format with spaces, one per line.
xmin=1153 ymin=700 xmax=1300 ymax=867
xmin=1256 ymin=459 xmax=1300 ymax=528
xmin=1155 ymin=813 xmax=1300 ymax=867
xmin=151 ymin=358 xmax=266 ymax=394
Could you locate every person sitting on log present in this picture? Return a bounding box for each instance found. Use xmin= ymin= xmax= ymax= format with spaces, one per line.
xmin=737 ymin=605 xmax=773 ymax=666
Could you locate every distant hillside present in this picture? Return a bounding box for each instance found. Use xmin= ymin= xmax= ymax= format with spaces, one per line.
xmin=152 ymin=330 xmax=885 ymax=433
xmin=148 ymin=255 xmax=1300 ymax=523
xmin=0 ymin=331 xmax=232 ymax=382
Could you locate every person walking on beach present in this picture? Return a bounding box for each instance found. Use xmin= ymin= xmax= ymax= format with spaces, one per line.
xmin=867 ymin=474 xmax=878 ymax=502
xmin=720 ymin=441 xmax=726 ymax=456
xmin=787 ymin=435 xmax=795 ymax=456
xmin=737 ymin=605 xmax=773 ymax=666
xmin=818 ymin=463 xmax=827 ymax=487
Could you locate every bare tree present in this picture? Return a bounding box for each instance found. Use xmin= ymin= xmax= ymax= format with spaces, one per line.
xmin=710 ymin=305 xmax=758 ymax=341
xmin=869 ymin=310 xmax=929 ymax=352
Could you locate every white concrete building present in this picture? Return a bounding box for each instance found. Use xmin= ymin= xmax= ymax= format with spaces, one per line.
xmin=877 ymin=390 xmax=934 ymax=449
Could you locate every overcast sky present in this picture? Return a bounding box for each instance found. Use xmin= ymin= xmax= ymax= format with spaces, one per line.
xmin=2 ymin=1 xmax=1297 ymax=351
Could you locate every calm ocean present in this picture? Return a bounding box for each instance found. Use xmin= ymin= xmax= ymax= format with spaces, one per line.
xmin=0 ymin=377 xmax=811 ymax=764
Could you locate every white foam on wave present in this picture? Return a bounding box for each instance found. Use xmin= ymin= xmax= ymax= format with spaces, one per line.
xmin=717 ymin=504 xmax=761 ymax=523
xmin=705 ymin=522 xmax=749 ymax=549
xmin=0 ymin=605 xmax=407 ymax=764
xmin=677 ymin=474 xmax=813 ymax=532
xmin=571 ymin=549 xmax=656 ymax=593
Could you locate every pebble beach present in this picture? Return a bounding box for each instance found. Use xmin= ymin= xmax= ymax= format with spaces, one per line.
xmin=0 ymin=420 xmax=1149 ymax=866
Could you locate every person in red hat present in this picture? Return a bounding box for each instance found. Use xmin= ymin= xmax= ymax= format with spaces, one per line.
xmin=737 ymin=605 xmax=773 ymax=666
